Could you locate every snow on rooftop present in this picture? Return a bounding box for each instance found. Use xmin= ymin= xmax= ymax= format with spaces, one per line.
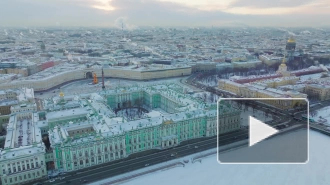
xmin=1 ymin=112 xmax=44 ymax=160
xmin=47 ymin=83 xmax=216 ymax=145
xmin=47 ymin=108 xmax=89 ymax=121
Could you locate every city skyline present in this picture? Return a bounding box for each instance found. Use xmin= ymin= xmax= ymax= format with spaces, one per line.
xmin=1 ymin=0 xmax=330 ymax=28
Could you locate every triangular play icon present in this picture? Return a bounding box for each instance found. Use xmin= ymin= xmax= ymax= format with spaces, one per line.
xmin=249 ymin=116 xmax=279 ymax=147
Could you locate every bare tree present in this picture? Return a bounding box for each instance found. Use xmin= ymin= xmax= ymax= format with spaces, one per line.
xmin=310 ymin=110 xmax=318 ymax=118
xmin=251 ymin=104 xmax=256 ymax=113
xmin=265 ymin=109 xmax=270 ymax=119
xmin=208 ymin=93 xmax=214 ymax=103
xmin=122 ymin=101 xmax=127 ymax=108
xmin=236 ymin=101 xmax=242 ymax=110
xmin=202 ymin=93 xmax=207 ymax=102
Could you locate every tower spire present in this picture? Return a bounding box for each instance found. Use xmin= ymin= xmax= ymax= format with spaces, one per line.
xmin=102 ymin=68 xmax=105 ymax=90
xmin=282 ymin=54 xmax=286 ymax=64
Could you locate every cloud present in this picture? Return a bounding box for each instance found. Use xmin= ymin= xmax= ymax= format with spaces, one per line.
xmin=0 ymin=0 xmax=329 ymax=27
xmin=229 ymin=0 xmax=314 ymax=8
xmin=0 ymin=0 xmax=107 ymax=27
xmin=92 ymin=0 xmax=115 ymax=11
xmin=95 ymin=0 xmax=243 ymax=27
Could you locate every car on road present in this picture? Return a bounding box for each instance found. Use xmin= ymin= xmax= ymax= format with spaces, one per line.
xmin=145 ymin=163 xmax=149 ymax=167
xmin=194 ymin=146 xmax=198 ymax=149
xmin=49 ymin=179 xmax=55 ymax=182
xmin=170 ymin=153 xmax=175 ymax=157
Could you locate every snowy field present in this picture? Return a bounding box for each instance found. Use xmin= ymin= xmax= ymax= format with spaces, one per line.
xmin=35 ymin=77 xmax=192 ymax=99
xmin=198 ymin=75 xmax=218 ymax=87
xmin=104 ymin=130 xmax=328 ymax=185
xmin=193 ymin=92 xmax=219 ymax=103
xmin=146 ymin=110 xmax=162 ymax=117
xmin=299 ymin=73 xmax=323 ymax=81
xmin=312 ymin=106 xmax=330 ymax=125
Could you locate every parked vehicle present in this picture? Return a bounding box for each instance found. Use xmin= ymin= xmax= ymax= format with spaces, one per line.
xmin=49 ymin=179 xmax=55 ymax=182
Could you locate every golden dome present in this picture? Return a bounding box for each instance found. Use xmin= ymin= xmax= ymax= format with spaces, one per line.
xmin=59 ymin=91 xmax=64 ymax=97
xmin=287 ymin=38 xmax=296 ymax=43
xmin=163 ymin=120 xmax=174 ymax=124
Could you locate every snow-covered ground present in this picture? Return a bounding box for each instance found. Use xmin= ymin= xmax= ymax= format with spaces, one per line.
xmin=299 ymin=73 xmax=323 ymax=81
xmin=146 ymin=110 xmax=162 ymax=117
xmin=36 ymin=77 xmax=190 ymax=99
xmin=311 ymin=106 xmax=330 ymax=125
xmin=96 ymin=130 xmax=329 ymax=185
xmin=198 ymin=75 xmax=218 ymax=87
xmin=193 ymin=92 xmax=219 ymax=103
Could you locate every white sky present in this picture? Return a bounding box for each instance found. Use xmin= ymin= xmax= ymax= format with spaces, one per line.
xmin=0 ymin=0 xmax=329 ymax=27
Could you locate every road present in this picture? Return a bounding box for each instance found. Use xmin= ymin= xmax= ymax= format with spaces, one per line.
xmin=39 ymin=129 xmax=248 ymax=185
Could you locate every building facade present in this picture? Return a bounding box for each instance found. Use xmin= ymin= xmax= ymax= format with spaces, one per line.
xmin=0 ymin=84 xmax=240 ymax=185
xmin=305 ymin=84 xmax=330 ymax=101
xmin=0 ymin=66 xmax=192 ymax=92
xmin=218 ymin=78 xmax=307 ymax=109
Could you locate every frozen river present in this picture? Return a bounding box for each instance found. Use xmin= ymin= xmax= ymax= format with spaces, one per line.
xmin=120 ymin=130 xmax=329 ymax=185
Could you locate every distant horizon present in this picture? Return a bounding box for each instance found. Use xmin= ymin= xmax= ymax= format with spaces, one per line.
xmin=1 ymin=25 xmax=330 ymax=29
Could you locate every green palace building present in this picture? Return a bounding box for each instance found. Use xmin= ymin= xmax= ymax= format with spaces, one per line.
xmin=0 ymin=83 xmax=240 ymax=185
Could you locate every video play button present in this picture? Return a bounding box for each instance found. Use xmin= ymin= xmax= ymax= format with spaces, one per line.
xmin=249 ymin=116 xmax=279 ymax=147
xmin=217 ymin=98 xmax=309 ymax=164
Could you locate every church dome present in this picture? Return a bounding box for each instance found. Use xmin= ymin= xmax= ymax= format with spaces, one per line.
xmin=287 ymin=38 xmax=296 ymax=43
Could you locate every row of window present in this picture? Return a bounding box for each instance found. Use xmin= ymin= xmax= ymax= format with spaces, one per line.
xmin=3 ymin=169 xmax=45 ymax=184
xmin=69 ymin=128 xmax=94 ymax=136
xmin=71 ymin=152 xmax=123 ymax=167
xmin=71 ymin=145 xmax=123 ymax=159
xmin=3 ymin=160 xmax=44 ymax=174
xmin=219 ymin=125 xmax=240 ymax=132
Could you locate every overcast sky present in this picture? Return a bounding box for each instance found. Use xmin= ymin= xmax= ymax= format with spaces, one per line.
xmin=0 ymin=0 xmax=329 ymax=28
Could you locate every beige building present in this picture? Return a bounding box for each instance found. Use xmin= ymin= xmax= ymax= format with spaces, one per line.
xmin=191 ymin=62 xmax=216 ymax=73
xmin=0 ymin=68 xmax=28 ymax=77
xmin=218 ymin=79 xmax=244 ymax=95
xmin=0 ymin=66 xmax=191 ymax=92
xmin=261 ymin=76 xmax=299 ymax=88
xmin=305 ymin=84 xmax=330 ymax=101
xmin=5 ymin=68 xmax=28 ymax=77
xmin=218 ymin=79 xmax=307 ymax=109
xmin=232 ymin=60 xmax=262 ymax=68
xmin=259 ymin=55 xmax=283 ymax=66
